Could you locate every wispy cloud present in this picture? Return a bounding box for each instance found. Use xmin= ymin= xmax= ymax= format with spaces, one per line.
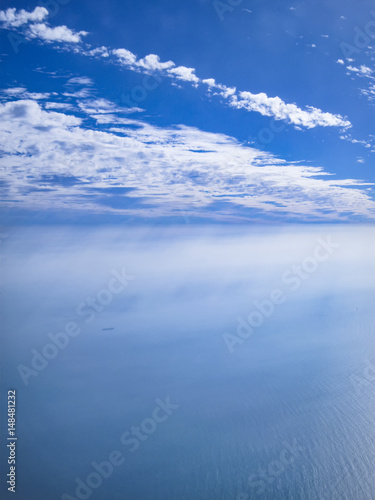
xmin=67 ymin=76 xmax=94 ymax=86
xmin=361 ymin=83 xmax=375 ymax=103
xmin=0 ymin=96 xmax=372 ymax=220
xmin=340 ymin=133 xmax=372 ymax=150
xmin=78 ymin=98 xmax=143 ymax=115
xmin=1 ymin=87 xmax=51 ymax=100
xmin=45 ymin=102 xmax=73 ymax=110
xmin=347 ymin=65 xmax=373 ymax=78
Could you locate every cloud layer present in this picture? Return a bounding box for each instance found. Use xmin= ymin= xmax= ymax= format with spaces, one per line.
xmin=0 ymin=92 xmax=372 ymax=220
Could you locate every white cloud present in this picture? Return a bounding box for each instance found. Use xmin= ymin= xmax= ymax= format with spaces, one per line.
xmin=337 ymin=59 xmax=345 ymax=65
xmin=136 ymin=54 xmax=175 ymax=71
xmin=2 ymin=87 xmax=27 ymax=95
xmin=0 ymin=6 xmax=48 ymax=27
xmin=361 ymin=83 xmax=375 ymax=102
xmin=112 ymin=48 xmax=137 ymax=66
xmin=167 ymin=66 xmax=200 ymax=84
xmin=113 ymin=46 xmax=199 ymax=84
xmin=100 ymin=45 xmax=352 ymax=129
xmin=219 ymin=85 xmax=237 ymax=98
xmin=86 ymin=46 xmax=109 ymax=58
xmin=45 ymin=102 xmax=73 ymax=110
xmin=67 ymin=76 xmax=94 ymax=86
xmin=91 ymin=114 xmax=142 ymax=124
xmin=0 ymin=99 xmax=80 ymax=128
xmin=78 ymin=98 xmax=143 ymax=116
xmin=347 ymin=65 xmax=373 ymax=77
xmin=63 ymin=87 xmax=93 ymax=99
xmin=229 ymin=91 xmax=351 ymax=129
xmin=27 ymin=23 xmax=88 ymax=43
xmin=203 ymin=78 xmax=217 ymax=88
xmin=1 ymin=88 xmax=50 ymax=100
xmin=0 ymin=98 xmax=372 ymax=220
xmin=340 ymin=134 xmax=372 ymax=149
xmin=78 ymin=98 xmax=116 ymax=114
xmin=0 ymin=7 xmax=88 ymax=43
xmin=24 ymin=91 xmax=50 ymax=100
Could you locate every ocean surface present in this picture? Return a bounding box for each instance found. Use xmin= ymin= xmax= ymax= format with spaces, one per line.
xmin=1 ymin=225 xmax=374 ymax=500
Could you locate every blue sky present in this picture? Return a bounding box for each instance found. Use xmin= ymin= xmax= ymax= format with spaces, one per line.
xmin=1 ymin=0 xmax=375 ymax=222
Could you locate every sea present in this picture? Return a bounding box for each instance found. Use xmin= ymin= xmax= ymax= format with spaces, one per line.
xmin=1 ymin=224 xmax=374 ymax=500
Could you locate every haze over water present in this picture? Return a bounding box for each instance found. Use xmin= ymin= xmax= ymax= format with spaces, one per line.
xmin=1 ymin=225 xmax=374 ymax=500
